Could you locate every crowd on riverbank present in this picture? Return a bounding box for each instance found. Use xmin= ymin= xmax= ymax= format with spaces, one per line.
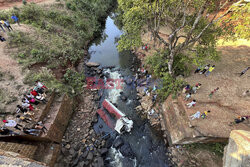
xmin=0 ymin=81 xmax=48 ymax=136
xmin=135 ymin=44 xmax=250 ymax=126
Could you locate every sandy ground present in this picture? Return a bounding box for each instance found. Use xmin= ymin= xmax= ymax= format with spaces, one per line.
xmin=0 ymin=0 xmax=55 ymax=10
xmin=139 ymin=29 xmax=250 ymax=137
xmin=0 ymin=24 xmax=35 ymax=133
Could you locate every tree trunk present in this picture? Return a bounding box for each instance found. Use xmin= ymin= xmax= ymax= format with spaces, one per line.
xmin=168 ymin=52 xmax=174 ymax=76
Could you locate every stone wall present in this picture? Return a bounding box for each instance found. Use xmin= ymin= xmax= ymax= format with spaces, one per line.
xmin=161 ymin=96 xmax=229 ymax=145
xmin=0 ymin=141 xmax=37 ymax=159
xmin=223 ymin=130 xmax=250 ymax=167
xmin=42 ymin=94 xmax=74 ymax=143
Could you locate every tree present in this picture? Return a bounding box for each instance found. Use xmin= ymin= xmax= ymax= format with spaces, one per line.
xmin=117 ymin=0 xmax=249 ymax=76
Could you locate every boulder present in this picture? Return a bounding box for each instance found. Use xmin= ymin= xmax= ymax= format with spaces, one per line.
xmin=113 ymin=137 xmax=124 ymax=148
xmin=99 ymin=148 xmax=108 ymax=155
xmin=223 ymin=130 xmax=250 ymax=167
xmin=120 ymin=95 xmax=127 ymax=101
xmin=87 ymin=152 xmax=94 ymax=161
xmin=86 ymin=62 xmax=100 ymax=67
xmin=119 ymin=143 xmax=135 ymax=159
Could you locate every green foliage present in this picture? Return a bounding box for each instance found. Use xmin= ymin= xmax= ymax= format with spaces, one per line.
xmin=24 ymin=68 xmax=63 ymax=92
xmin=63 ymin=69 xmax=85 ymax=95
xmin=156 ymin=73 xmax=186 ymax=100
xmin=220 ymin=2 xmax=250 ymax=40
xmin=184 ymin=142 xmax=227 ymax=157
xmin=22 ymin=0 xmax=27 ymax=5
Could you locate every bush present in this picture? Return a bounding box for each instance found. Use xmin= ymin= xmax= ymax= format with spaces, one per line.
xmin=63 ymin=69 xmax=85 ymax=95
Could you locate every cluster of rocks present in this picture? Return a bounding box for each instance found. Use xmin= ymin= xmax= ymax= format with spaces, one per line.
xmin=55 ymin=88 xmax=108 ymax=167
xmin=135 ymin=88 xmax=164 ymax=129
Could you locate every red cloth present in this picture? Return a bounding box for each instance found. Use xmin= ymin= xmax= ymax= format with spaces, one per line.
xmin=31 ymin=90 xmax=38 ymax=96
xmin=29 ymin=99 xmax=35 ymax=103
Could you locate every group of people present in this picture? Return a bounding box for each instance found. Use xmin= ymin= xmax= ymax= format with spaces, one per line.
xmin=0 ymin=14 xmax=19 ymax=42
xmin=0 ymin=81 xmax=48 ymax=136
xmin=194 ymin=64 xmax=215 ymax=77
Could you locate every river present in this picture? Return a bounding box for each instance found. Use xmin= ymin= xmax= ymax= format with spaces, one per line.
xmin=88 ymin=16 xmax=170 ymax=167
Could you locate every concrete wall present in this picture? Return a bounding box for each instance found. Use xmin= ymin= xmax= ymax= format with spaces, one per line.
xmin=223 ymin=130 xmax=250 ymax=167
xmin=0 ymin=141 xmax=37 ymax=159
xmin=43 ymin=94 xmax=74 ymax=143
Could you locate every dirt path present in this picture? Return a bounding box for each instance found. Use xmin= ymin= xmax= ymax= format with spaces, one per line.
xmin=0 ymin=0 xmax=55 ymax=10
xmin=0 ymin=24 xmax=32 ymax=117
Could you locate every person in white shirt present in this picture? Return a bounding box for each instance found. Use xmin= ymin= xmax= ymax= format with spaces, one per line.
xmin=189 ymin=111 xmax=201 ymax=120
xmin=3 ymin=120 xmax=23 ymax=130
xmin=186 ymin=100 xmax=196 ymax=108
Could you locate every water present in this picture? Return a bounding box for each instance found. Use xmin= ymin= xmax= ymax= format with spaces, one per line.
xmin=89 ymin=16 xmax=170 ymax=167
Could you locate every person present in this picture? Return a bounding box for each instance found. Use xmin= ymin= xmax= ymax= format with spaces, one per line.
xmin=184 ymin=93 xmax=191 ymax=101
xmin=16 ymin=105 xmax=27 ymax=113
xmin=22 ymin=128 xmax=40 ymax=136
xmin=194 ymin=66 xmax=202 ymax=74
xmin=34 ymin=80 xmax=47 ymax=93
xmin=24 ymin=111 xmax=35 ymax=120
xmin=11 ymin=14 xmax=20 ymax=25
xmin=230 ymin=116 xmax=249 ymax=125
xmin=30 ymin=89 xmax=38 ymax=97
xmin=209 ymin=87 xmax=219 ymax=98
xmin=35 ymin=121 xmax=47 ymax=133
xmin=152 ymin=85 xmax=157 ymax=92
xmin=242 ymin=90 xmax=250 ymax=97
xmin=200 ymin=64 xmax=210 ymax=74
xmin=4 ymin=20 xmax=13 ymax=31
xmin=3 ymin=120 xmax=23 ymax=130
xmin=192 ymin=83 xmax=201 ymax=94
xmin=239 ymin=67 xmax=250 ymax=77
xmin=205 ymin=65 xmax=215 ymax=77
xmin=0 ymin=127 xmax=18 ymax=136
xmin=0 ymin=35 xmax=6 ymax=42
xmin=182 ymin=84 xmax=190 ymax=94
xmin=189 ymin=111 xmax=201 ymax=120
xmin=0 ymin=21 xmax=5 ymax=32
xmin=24 ymin=95 xmax=39 ymax=105
xmin=152 ymin=94 xmax=157 ymax=102
xmin=35 ymin=93 xmax=47 ymax=103
xmin=26 ymin=93 xmax=34 ymax=99
xmin=16 ymin=115 xmax=32 ymax=123
xmin=22 ymin=99 xmax=34 ymax=111
xmin=187 ymin=100 xmax=196 ymax=108
xmin=201 ymin=110 xmax=211 ymax=119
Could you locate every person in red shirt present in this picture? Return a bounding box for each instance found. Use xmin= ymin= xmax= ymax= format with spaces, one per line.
xmin=30 ymin=89 xmax=38 ymax=96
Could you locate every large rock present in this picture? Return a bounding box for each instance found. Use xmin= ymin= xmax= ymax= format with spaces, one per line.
xmin=86 ymin=62 xmax=100 ymax=67
xmin=113 ymin=137 xmax=124 ymax=148
xmin=223 ymin=130 xmax=250 ymax=167
xmin=119 ymin=143 xmax=135 ymax=159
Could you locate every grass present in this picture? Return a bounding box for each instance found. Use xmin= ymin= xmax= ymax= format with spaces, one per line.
xmin=183 ymin=142 xmax=227 ymax=157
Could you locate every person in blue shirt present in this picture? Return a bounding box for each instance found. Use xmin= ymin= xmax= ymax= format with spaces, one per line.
xmin=11 ymin=14 xmax=20 ymax=25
